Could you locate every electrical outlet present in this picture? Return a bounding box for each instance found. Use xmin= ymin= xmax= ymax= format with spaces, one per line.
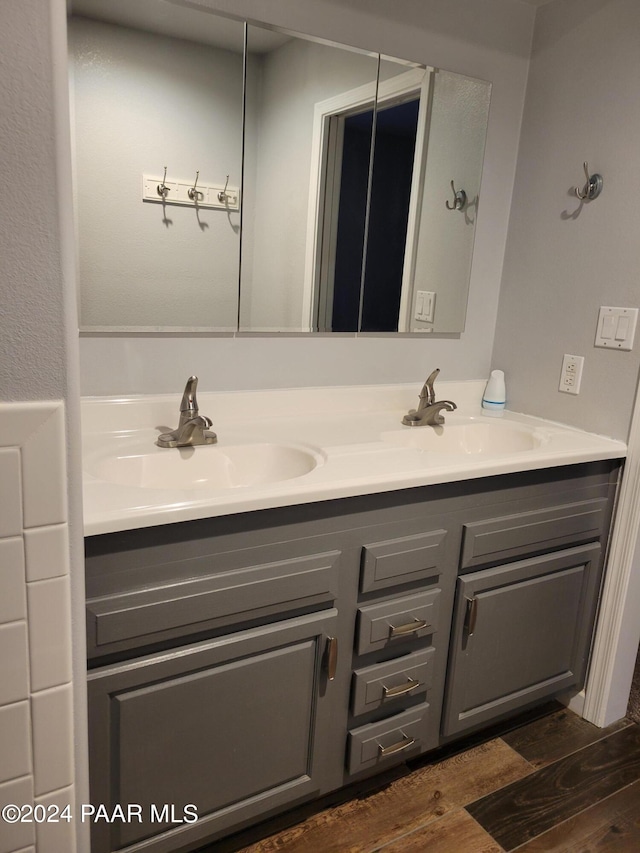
xmin=559 ymin=354 xmax=584 ymax=395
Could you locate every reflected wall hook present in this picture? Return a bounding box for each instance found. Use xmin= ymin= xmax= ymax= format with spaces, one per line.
xmin=157 ymin=166 xmax=170 ymax=198
xmin=188 ymin=171 xmax=201 ymax=201
xmin=575 ymin=161 xmax=603 ymax=201
xmin=446 ymin=180 xmax=467 ymax=211
xmin=218 ymin=175 xmax=230 ymax=203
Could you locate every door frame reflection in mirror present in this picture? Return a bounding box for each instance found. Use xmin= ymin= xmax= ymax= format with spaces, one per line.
xmin=240 ymin=25 xmax=381 ymax=334
xmin=304 ymin=72 xmax=379 ymax=332
xmin=304 ymin=67 xmax=432 ymax=333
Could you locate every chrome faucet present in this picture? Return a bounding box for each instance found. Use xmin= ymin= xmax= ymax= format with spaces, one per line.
xmin=402 ymin=368 xmax=457 ymax=426
xmin=157 ymin=376 xmax=217 ymax=448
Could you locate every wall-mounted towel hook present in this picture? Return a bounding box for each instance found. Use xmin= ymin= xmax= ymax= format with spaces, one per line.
xmin=446 ymin=180 xmax=467 ymax=211
xmin=188 ymin=171 xmax=201 ymax=201
xmin=157 ymin=166 xmax=170 ymax=199
xmin=575 ymin=161 xmax=603 ymax=201
xmin=217 ymin=175 xmax=230 ymax=204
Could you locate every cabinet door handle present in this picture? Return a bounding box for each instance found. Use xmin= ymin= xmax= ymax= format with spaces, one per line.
xmin=382 ymin=677 xmax=421 ymax=698
xmin=464 ymin=597 xmax=478 ymax=637
xmin=378 ymin=733 xmax=416 ymax=756
xmin=388 ymin=617 xmax=428 ymax=637
xmin=325 ymin=636 xmax=338 ymax=681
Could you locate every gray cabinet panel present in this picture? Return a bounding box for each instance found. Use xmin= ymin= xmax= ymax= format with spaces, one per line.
xmin=88 ymin=610 xmax=337 ymax=853
xmin=347 ymin=703 xmax=430 ymax=775
xmin=460 ymin=498 xmax=607 ymax=571
xmin=443 ymin=544 xmax=602 ymax=737
xmin=351 ymin=648 xmax=434 ymax=716
xmin=355 ymin=590 xmax=440 ymax=655
xmin=360 ymin=530 xmax=448 ymax=593
xmin=87 ymin=550 xmax=340 ymax=657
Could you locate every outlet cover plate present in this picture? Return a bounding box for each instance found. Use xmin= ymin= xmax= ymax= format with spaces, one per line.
xmin=559 ymin=353 xmax=584 ymax=395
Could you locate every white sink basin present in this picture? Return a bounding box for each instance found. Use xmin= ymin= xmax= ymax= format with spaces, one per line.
xmin=381 ymin=420 xmax=545 ymax=456
xmin=87 ymin=442 xmax=323 ymax=490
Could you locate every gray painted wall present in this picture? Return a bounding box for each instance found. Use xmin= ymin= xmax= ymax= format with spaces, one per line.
xmin=0 ymin=0 xmax=89 ymax=849
xmin=492 ymin=0 xmax=640 ymax=441
xmin=1 ymin=0 xmax=70 ymax=402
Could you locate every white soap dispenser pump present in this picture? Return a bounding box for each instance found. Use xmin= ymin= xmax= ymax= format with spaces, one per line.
xmin=482 ymin=369 xmax=506 ymax=414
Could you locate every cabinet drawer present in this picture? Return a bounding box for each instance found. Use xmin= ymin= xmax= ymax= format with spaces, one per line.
xmin=355 ymin=590 xmax=440 ymax=656
xmin=460 ymin=498 xmax=607 ymax=571
xmin=347 ymin=703 xmax=429 ymax=775
xmin=86 ymin=550 xmax=340 ymax=657
xmin=351 ymin=648 xmax=434 ymax=716
xmin=360 ymin=530 xmax=447 ymax=593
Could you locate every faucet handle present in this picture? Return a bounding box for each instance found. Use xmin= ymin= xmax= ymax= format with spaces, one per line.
xmin=180 ymin=375 xmax=199 ymax=414
xmin=420 ymin=368 xmax=440 ymax=406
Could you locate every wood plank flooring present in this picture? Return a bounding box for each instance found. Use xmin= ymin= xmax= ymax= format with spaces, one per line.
xmin=205 ymin=704 xmax=640 ymax=853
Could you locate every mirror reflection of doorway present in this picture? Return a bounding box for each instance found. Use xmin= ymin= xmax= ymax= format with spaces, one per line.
xmin=320 ymin=98 xmax=420 ymax=332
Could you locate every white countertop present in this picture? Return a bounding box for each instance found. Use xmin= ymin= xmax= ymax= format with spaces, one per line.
xmin=81 ymin=381 xmax=627 ymax=536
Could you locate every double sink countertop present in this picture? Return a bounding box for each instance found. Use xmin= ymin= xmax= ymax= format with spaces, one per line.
xmin=81 ymin=381 xmax=627 ymax=536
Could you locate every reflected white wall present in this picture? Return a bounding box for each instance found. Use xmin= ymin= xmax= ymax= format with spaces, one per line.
xmin=70 ymin=17 xmax=243 ymax=329
xmin=411 ymin=71 xmax=490 ymax=333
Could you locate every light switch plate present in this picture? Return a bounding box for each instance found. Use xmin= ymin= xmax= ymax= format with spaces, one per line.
xmin=423 ymin=291 xmax=436 ymax=323
xmin=595 ymin=306 xmax=638 ymax=350
xmin=414 ymin=291 xmax=436 ymax=323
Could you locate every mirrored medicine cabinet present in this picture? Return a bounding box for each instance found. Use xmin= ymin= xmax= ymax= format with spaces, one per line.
xmin=69 ymin=0 xmax=491 ymax=335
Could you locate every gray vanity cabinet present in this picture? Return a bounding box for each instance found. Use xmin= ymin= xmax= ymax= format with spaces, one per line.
xmin=88 ymin=609 xmax=338 ymax=853
xmin=442 ymin=543 xmax=602 ymax=737
xmin=84 ymin=460 xmax=620 ymax=853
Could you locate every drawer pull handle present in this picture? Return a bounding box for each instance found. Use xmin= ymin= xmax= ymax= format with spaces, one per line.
xmin=325 ymin=636 xmax=338 ymax=681
xmin=378 ymin=733 xmax=416 ymax=757
xmin=382 ymin=677 xmax=421 ymax=698
xmin=388 ymin=618 xmax=428 ymax=637
xmin=464 ymin=597 xmax=478 ymax=637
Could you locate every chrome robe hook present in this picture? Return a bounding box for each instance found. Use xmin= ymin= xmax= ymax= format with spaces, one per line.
xmin=188 ymin=171 xmax=201 ymax=201
xmin=575 ymin=161 xmax=603 ymax=201
xmin=218 ymin=175 xmax=230 ymax=203
xmin=446 ymin=180 xmax=467 ymax=211
xmin=157 ymin=166 xmax=170 ymax=198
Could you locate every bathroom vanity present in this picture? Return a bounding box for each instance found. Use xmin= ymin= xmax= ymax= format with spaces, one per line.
xmin=82 ymin=383 xmax=625 ymax=853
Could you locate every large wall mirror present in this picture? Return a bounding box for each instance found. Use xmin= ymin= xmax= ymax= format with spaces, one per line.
xmin=70 ymin=0 xmax=491 ymax=335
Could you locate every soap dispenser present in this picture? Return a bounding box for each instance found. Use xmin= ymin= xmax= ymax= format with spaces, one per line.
xmin=482 ymin=369 xmax=506 ymax=414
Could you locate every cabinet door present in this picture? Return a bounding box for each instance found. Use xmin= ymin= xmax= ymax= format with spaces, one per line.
xmin=88 ymin=610 xmax=338 ymax=853
xmin=442 ymin=544 xmax=601 ymax=737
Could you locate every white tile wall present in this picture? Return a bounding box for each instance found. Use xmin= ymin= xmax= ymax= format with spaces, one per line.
xmin=0 ymin=450 xmax=22 ymax=538
xmin=0 ymin=777 xmax=35 ymax=853
xmin=0 ymin=402 xmax=76 ymax=853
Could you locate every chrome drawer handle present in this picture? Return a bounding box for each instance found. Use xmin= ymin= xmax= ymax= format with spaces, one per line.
xmin=325 ymin=636 xmax=338 ymax=681
xmin=378 ymin=733 xmax=416 ymax=757
xmin=388 ymin=618 xmax=428 ymax=638
xmin=464 ymin=597 xmax=478 ymax=637
xmin=382 ymin=677 xmax=421 ymax=699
